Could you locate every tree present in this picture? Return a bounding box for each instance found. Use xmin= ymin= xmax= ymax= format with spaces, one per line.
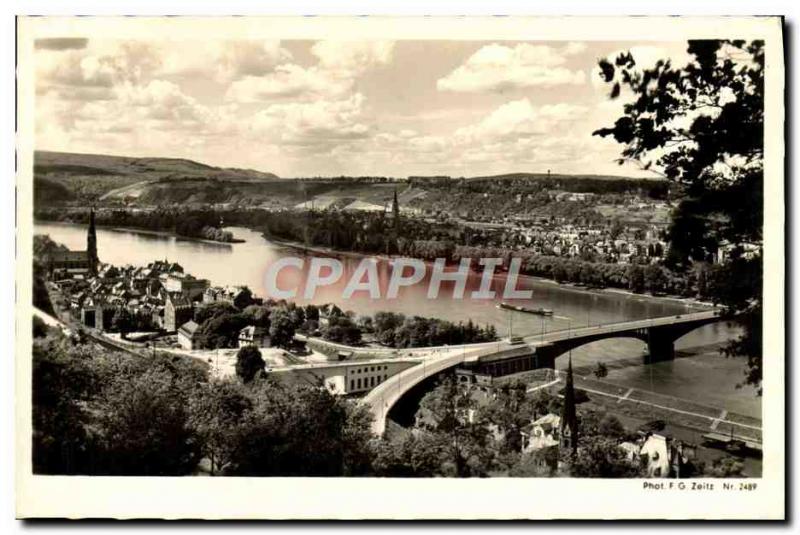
xmin=565 ymin=435 xmax=643 ymax=478
xmin=371 ymin=431 xmax=444 ymax=477
xmin=32 ymin=336 xmax=97 ymax=474
xmin=644 ymin=264 xmax=667 ymax=294
xmin=268 ymin=307 xmax=296 ymax=348
xmin=94 ymin=367 xmax=202 ymax=475
xmin=225 ymin=381 xmax=374 ymax=476
xmin=110 ymin=307 xmax=133 ymax=336
xmin=479 ymin=380 xmax=535 ymax=454
xmin=626 ymin=264 xmax=645 ymax=293
xmin=509 ymin=448 xmax=560 ymax=477
xmin=416 ymin=377 xmax=493 ymax=477
xmin=593 ymin=362 xmax=609 ymax=379
xmin=595 ymin=40 xmax=764 ymax=392
xmin=194 ymin=309 xmax=249 ymax=349
xmin=235 ymin=345 xmax=265 ymax=384
xmin=703 ymin=455 xmax=745 ymax=477
xmin=188 ymin=379 xmax=252 ymax=475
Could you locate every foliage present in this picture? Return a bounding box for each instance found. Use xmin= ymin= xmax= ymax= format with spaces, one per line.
xmin=93 ymin=366 xmax=202 ymax=475
xmin=478 ymin=381 xmax=535 ymax=454
xmin=564 ymin=435 xmax=643 ymax=478
xmin=235 ymin=345 xmax=266 ymax=383
xmin=31 ymin=328 xmax=376 ymax=477
xmin=368 ymin=311 xmax=497 ymax=348
xmin=187 ymin=379 xmax=252 ymax=475
xmin=703 ymin=455 xmax=745 ymax=477
xmin=593 ymin=362 xmax=609 ymax=379
xmin=321 ymin=313 xmax=362 ymax=345
xmin=595 ymin=40 xmax=764 ymax=391
xmin=268 ymin=307 xmax=297 ymax=348
xmin=32 ymin=335 xmax=98 ymax=474
xmin=509 ymin=448 xmax=560 ymax=477
xmin=371 ymin=431 xmax=446 ymax=477
xmin=415 ymin=377 xmax=494 ymax=477
xmin=194 ymin=311 xmax=249 ymax=349
xmin=224 ymin=380 xmax=374 ymax=476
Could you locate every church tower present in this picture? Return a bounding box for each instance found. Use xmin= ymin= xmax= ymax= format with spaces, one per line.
xmin=560 ymin=355 xmax=579 ymax=456
xmin=391 ymin=188 xmax=400 ymax=226
xmin=87 ymin=207 xmax=98 ymax=274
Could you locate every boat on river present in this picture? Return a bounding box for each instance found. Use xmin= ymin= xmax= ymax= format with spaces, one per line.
xmin=497 ymin=302 xmax=553 ymax=316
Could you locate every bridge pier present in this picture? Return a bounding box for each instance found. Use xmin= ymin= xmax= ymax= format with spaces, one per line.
xmin=644 ymin=328 xmax=675 ymax=364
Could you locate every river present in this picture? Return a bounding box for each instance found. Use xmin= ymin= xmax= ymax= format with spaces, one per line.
xmin=34 ymin=221 xmax=761 ymax=418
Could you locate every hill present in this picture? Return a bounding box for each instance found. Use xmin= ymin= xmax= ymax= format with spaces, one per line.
xmin=33 ymin=150 xmax=280 ymax=203
xmin=32 ymin=151 xmax=666 ymax=219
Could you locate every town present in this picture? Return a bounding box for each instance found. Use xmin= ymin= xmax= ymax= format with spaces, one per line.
xmin=33 ymin=207 xmax=761 ymax=480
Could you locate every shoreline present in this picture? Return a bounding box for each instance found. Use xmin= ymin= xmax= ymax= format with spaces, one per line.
xmin=34 ymin=219 xmax=245 ymax=246
xmin=262 ymin=234 xmax=713 ymax=310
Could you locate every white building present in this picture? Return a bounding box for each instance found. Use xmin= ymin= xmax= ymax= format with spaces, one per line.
xmin=238 ymin=325 xmax=270 ymax=348
xmin=177 ymin=320 xmax=200 ymax=350
xmin=521 ymin=413 xmax=561 ymax=452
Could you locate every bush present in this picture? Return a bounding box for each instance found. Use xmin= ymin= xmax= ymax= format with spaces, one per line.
xmin=235 ymin=345 xmax=265 ymax=383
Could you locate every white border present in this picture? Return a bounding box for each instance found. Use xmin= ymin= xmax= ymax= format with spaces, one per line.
xmin=12 ymin=14 xmax=785 ymax=521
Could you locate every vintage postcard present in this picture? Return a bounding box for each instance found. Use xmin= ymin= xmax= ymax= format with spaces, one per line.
xmin=15 ymin=16 xmax=784 ymax=519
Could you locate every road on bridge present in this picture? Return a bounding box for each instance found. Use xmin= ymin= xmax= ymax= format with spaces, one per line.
xmin=362 ymin=309 xmax=722 ymax=435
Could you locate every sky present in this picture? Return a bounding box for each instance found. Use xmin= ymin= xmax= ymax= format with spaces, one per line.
xmin=34 ymin=38 xmax=691 ymax=178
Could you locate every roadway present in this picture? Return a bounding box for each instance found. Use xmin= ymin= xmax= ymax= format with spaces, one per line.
xmin=362 ymin=309 xmax=722 ymax=435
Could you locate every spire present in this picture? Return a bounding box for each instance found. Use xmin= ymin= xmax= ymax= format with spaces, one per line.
xmin=87 ymin=207 xmax=98 ymax=275
xmin=392 ymin=188 xmax=400 ymax=220
xmin=560 ymin=355 xmax=579 ymax=455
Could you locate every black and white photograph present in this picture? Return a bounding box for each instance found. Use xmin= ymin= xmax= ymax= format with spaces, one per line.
xmin=13 ymin=14 xmax=785 ymax=520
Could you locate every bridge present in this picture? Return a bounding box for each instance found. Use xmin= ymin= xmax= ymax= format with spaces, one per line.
xmin=362 ymin=309 xmax=725 ymax=435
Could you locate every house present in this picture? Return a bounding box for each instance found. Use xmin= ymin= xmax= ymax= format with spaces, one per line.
xmin=203 ymin=285 xmax=256 ymax=309
xmin=80 ymin=297 xmax=112 ymax=331
xmin=164 ymin=292 xmax=193 ymax=332
xmin=521 ymin=413 xmax=561 ymax=452
xmin=45 ymin=250 xmax=91 ymax=278
xmin=620 ymin=433 xmax=697 ymax=478
xmin=177 ymin=320 xmax=200 ymax=350
xmin=163 ymin=272 xmax=210 ymax=301
xmin=238 ymin=325 xmax=271 ymax=348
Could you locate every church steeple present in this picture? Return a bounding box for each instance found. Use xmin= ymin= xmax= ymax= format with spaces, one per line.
xmin=87 ymin=207 xmax=98 ymax=275
xmin=392 ymin=188 xmax=400 ymax=222
xmin=560 ymin=355 xmax=579 ymax=455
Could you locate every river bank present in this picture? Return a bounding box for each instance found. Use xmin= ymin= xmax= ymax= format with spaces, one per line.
xmin=263 ymin=233 xmax=713 ymax=311
xmin=34 ymin=219 xmax=244 ymax=246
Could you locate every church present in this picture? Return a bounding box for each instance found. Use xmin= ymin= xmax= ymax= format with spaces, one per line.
xmin=45 ymin=209 xmax=99 ymax=278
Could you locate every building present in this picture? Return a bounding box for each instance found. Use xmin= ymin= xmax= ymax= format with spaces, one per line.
xmin=87 ymin=207 xmax=98 ymax=275
xmin=164 ymin=292 xmax=193 ymax=332
xmin=522 ymin=414 xmax=562 ymax=452
xmin=163 ymin=272 xmax=210 ymax=301
xmin=44 ymin=208 xmax=99 ymax=278
xmin=560 ymin=356 xmax=579 ymax=455
xmin=203 ymin=285 xmax=256 ymax=309
xmin=177 ymin=320 xmax=200 ymax=350
xmin=80 ymin=297 xmax=112 ymax=331
xmin=45 ymin=250 xmax=91 ymax=278
xmin=620 ymin=433 xmax=698 ymax=478
xmin=238 ymin=325 xmax=271 ymax=348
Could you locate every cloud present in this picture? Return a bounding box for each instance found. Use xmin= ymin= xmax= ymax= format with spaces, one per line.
xmin=226 ymin=64 xmax=352 ymax=102
xmin=251 ymin=93 xmax=371 ymax=152
xmin=454 ymin=99 xmax=586 ymax=144
xmin=35 ymin=38 xmax=89 ymax=51
xmin=437 ymin=42 xmax=586 ymax=93
xmin=159 ymin=40 xmax=291 ymax=82
xmin=310 ymin=41 xmax=394 ymax=73
xmin=36 ymin=40 xmax=162 ymax=98
xmin=225 ymin=40 xmax=394 ymax=103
